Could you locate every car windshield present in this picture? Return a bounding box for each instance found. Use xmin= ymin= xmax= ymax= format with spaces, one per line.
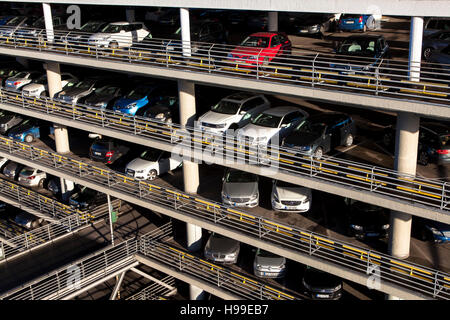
xmin=295 ymin=121 xmax=326 ymax=134
xmin=338 ymin=38 xmax=377 ymax=56
xmin=80 ymin=187 xmax=96 ymax=196
xmin=19 ymin=168 xmax=34 ymax=176
xmin=126 ymin=86 xmax=151 ymax=100
xmin=225 ymin=170 xmax=257 ymax=183
xmin=81 ymin=21 xmax=103 ymax=32
xmin=211 ymin=100 xmax=241 ymax=115
xmin=241 ymin=35 xmax=269 ymax=48
xmin=139 ymin=149 xmax=161 ymax=161
xmin=6 ymin=17 xmax=23 ymax=26
xmin=251 ymin=113 xmax=282 ymax=128
xmin=92 ymin=140 xmax=110 ymax=150
xmin=32 ymin=17 xmax=45 ymax=28
xmin=101 ymin=24 xmax=124 ymax=33
xmin=95 ymin=86 xmax=119 ymax=95
xmin=74 ymin=81 xmax=94 ymax=90
xmin=13 ymin=71 xmax=28 ymax=78
xmin=440 ymin=134 xmax=450 ymax=146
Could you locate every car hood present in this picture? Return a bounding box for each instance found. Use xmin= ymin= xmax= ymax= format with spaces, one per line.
xmin=126 ymin=157 xmax=157 ymax=171
xmin=223 ymin=182 xmax=258 ymax=198
xmin=6 ymin=76 xmax=29 ymax=82
xmin=85 ymin=93 xmax=114 ymax=105
xmin=206 ymin=237 xmax=240 ymax=254
xmin=58 ymin=87 xmax=90 ymax=98
xmin=255 ymin=255 xmax=286 ymax=268
xmin=199 ymin=111 xmax=240 ymax=125
xmin=22 ymin=83 xmax=45 ymax=91
xmin=274 ymin=186 xmax=311 ymax=201
xmin=284 ymin=132 xmax=322 ymax=147
xmin=238 ymin=124 xmax=280 ymax=140
xmin=89 ymin=32 xmax=115 ymax=41
xmin=146 ymin=104 xmax=170 ymax=116
xmin=115 ymin=97 xmax=144 ymax=108
xmin=0 ymin=114 xmax=21 ymax=125
xmin=231 ymin=46 xmax=264 ymax=57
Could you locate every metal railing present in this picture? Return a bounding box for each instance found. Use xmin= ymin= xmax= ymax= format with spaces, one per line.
xmin=1 ymin=26 xmax=449 ymax=109
xmin=0 ymin=136 xmax=447 ymax=299
xmin=0 ymin=89 xmax=448 ymax=216
xmin=126 ymin=275 xmax=176 ymax=300
xmin=0 ymin=223 xmax=300 ymax=300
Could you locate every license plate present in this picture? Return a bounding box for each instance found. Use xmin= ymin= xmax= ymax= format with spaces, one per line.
xmin=346 ymin=21 xmax=354 ymax=24
xmin=316 ymin=294 xmax=330 ymax=298
xmin=300 ymin=30 xmax=308 ymax=33
xmin=94 ymin=152 xmax=101 ymax=156
xmin=366 ymin=232 xmax=379 ymax=237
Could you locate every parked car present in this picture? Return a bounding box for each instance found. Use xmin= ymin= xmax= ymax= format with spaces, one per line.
xmin=283 ymin=112 xmax=356 ymax=159
xmin=46 ymin=176 xmax=79 ymax=199
xmin=21 ymin=73 xmax=78 ymax=98
xmin=0 ymin=16 xmax=35 ymax=37
xmin=88 ymin=21 xmax=151 ymax=49
xmin=428 ymin=44 xmax=450 ymax=75
xmin=424 ymin=17 xmax=450 ymax=37
xmin=383 ymin=122 xmax=450 ymax=165
xmin=17 ymin=166 xmax=47 ymax=187
xmin=204 ymin=232 xmax=240 ymax=264
xmin=82 ymin=84 xmax=123 ymax=109
xmin=338 ymin=14 xmax=376 ymax=32
xmin=283 ymin=13 xmax=336 ymax=36
xmin=16 ymin=15 xmax=68 ymax=41
xmin=62 ymin=20 xmax=109 ymax=47
xmin=228 ymin=32 xmax=292 ymax=67
xmin=7 ymin=118 xmax=41 ymax=143
xmin=54 ymin=78 xmax=100 ymax=104
xmin=113 ymin=83 xmax=166 ymax=116
xmin=89 ymin=137 xmax=130 ymax=164
xmin=125 ymin=148 xmax=182 ymax=180
xmin=4 ymin=70 xmax=42 ymax=91
xmin=331 ymin=35 xmax=390 ymax=76
xmin=221 ymin=168 xmax=259 ymax=208
xmin=301 ymin=266 xmax=343 ymax=300
xmin=198 ymin=92 xmax=271 ymax=134
xmin=422 ymin=30 xmax=450 ymax=60
xmin=0 ymin=111 xmax=23 ymax=134
xmin=136 ymin=95 xmax=179 ymax=124
xmin=13 ymin=211 xmax=43 ymax=230
xmin=2 ymin=161 xmax=25 ymax=180
xmin=69 ymin=186 xmax=106 ymax=211
xmin=0 ymin=157 xmax=8 ymax=171
xmin=0 ymin=66 xmax=21 ymax=86
xmin=253 ymin=248 xmax=286 ymax=278
xmin=271 ymin=179 xmax=312 ymax=213
xmin=345 ymin=199 xmax=390 ymax=239
xmin=236 ymin=106 xmax=309 ymax=147
xmin=412 ymin=217 xmax=450 ymax=243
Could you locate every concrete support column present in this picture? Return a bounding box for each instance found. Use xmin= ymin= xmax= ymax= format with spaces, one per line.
xmin=268 ymin=11 xmax=278 ymax=32
xmin=179 ymin=8 xmax=191 ymax=57
xmin=45 ymin=62 xmax=62 ymax=98
xmin=387 ymin=112 xmax=420 ymax=300
xmin=178 ymin=79 xmax=204 ymax=300
xmin=408 ymin=17 xmax=424 ymax=81
xmin=42 ymin=3 xmax=54 ymax=43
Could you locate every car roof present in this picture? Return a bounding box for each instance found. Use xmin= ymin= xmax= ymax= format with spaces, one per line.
xmin=262 ymin=106 xmax=301 ymax=116
xmin=250 ymin=32 xmax=278 ymax=37
xmin=345 ymin=34 xmax=384 ymax=41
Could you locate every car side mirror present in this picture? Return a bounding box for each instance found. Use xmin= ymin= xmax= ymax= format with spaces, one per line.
xmin=281 ymin=124 xmax=288 ymax=128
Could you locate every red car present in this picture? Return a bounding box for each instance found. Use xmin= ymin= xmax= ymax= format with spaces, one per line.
xmin=227 ymin=32 xmax=292 ymax=67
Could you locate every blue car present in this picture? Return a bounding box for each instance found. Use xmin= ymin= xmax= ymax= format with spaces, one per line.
xmin=413 ymin=218 xmax=450 ymax=243
xmin=0 ymin=16 xmax=13 ymax=26
xmin=338 ymin=14 xmax=376 ymax=32
xmin=113 ymin=84 xmax=163 ymax=116
xmin=7 ymin=119 xmax=40 ymax=143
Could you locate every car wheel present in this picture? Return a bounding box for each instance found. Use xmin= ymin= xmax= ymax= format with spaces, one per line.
xmin=313 ymin=147 xmax=323 ymax=159
xmin=38 ymin=178 xmax=45 ymax=188
xmin=418 ymin=151 xmax=429 ymax=166
xmin=148 ymin=169 xmax=157 ymax=181
xmin=344 ymin=134 xmax=354 ymax=147
xmin=25 ymin=135 xmax=34 ymax=143
xmin=40 ymin=91 xmax=48 ymax=98
xmin=423 ymin=47 xmax=433 ymax=60
xmin=262 ymin=57 xmax=270 ymax=66
xmin=109 ymin=41 xmax=119 ymax=50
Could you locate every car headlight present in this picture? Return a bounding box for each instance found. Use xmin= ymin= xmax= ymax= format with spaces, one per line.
xmin=155 ymin=113 xmax=165 ymax=119
xmin=125 ymin=103 xmax=137 ymax=109
xmin=250 ymin=193 xmax=259 ymax=201
xmin=334 ymin=284 xmax=342 ymax=291
xmin=350 ymin=224 xmax=363 ymax=231
xmin=272 ymin=192 xmax=279 ymax=202
xmin=299 ymin=145 xmax=311 ymax=151
xmin=227 ymin=53 xmax=233 ymax=58
xmin=382 ymin=224 xmax=390 ymax=230
xmin=309 ymin=24 xmax=320 ymax=31
xmin=303 ymin=196 xmax=311 ymax=204
xmin=225 ymin=252 xmax=236 ymax=259
xmin=430 ymin=227 xmax=443 ymax=236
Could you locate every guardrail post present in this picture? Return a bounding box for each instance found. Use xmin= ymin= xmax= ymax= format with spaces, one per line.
xmin=370 ymin=167 xmax=375 ymax=191
xmin=256 ymin=48 xmax=262 ymax=80
xmin=312 ymin=53 xmax=319 ymax=87
xmin=309 ymin=233 xmax=312 ymax=255
xmin=0 ymin=241 xmax=5 ymax=261
xmin=178 ymin=252 xmax=182 ymax=270
xmin=24 ymin=233 xmax=28 ymax=249
xmin=375 ymin=59 xmax=382 ymax=96
xmin=208 ymin=44 xmax=214 ymax=73
xmin=47 ymin=224 xmax=51 ymax=241
xmin=21 ymin=91 xmax=25 ymax=108
xmin=166 ymin=40 xmax=171 ymax=68
xmin=440 ymin=182 xmax=447 ymax=210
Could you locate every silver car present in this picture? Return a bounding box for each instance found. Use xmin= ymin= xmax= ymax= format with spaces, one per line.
xmin=221 ymin=169 xmax=259 ymax=208
xmin=204 ymin=232 xmax=240 ymax=264
xmin=271 ymin=180 xmax=312 ymax=213
xmin=13 ymin=211 xmax=43 ymax=230
xmin=253 ymin=248 xmax=286 ymax=278
xmin=4 ymin=70 xmax=42 ymax=91
xmin=17 ymin=166 xmax=47 ymax=188
xmin=3 ymin=161 xmax=24 ymax=180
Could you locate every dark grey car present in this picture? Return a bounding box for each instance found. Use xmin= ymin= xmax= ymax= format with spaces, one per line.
xmin=204 ymin=233 xmax=240 ymax=264
xmin=0 ymin=111 xmax=23 ymax=134
xmin=54 ymin=78 xmax=99 ymax=104
xmin=423 ymin=30 xmax=450 ymax=60
xmin=253 ymin=248 xmax=286 ymax=278
xmin=221 ymin=168 xmax=259 ymax=208
xmin=3 ymin=161 xmax=25 ymax=180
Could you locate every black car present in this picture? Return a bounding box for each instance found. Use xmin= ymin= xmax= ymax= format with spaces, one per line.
xmin=136 ymin=95 xmax=179 ymax=124
xmin=281 ymin=13 xmax=336 ymax=37
xmin=329 ymin=34 xmax=391 ymax=76
xmin=0 ymin=111 xmax=23 ymax=134
xmin=301 ymin=266 xmax=343 ymax=300
xmin=69 ymin=186 xmax=106 ymax=211
xmin=383 ymin=122 xmax=450 ymax=165
xmin=89 ymin=137 xmax=130 ymax=164
xmin=46 ymin=176 xmax=79 ymax=199
xmin=283 ymin=113 xmax=356 ymax=159
xmin=345 ymin=199 xmax=390 ymax=239
xmin=81 ymin=84 xmax=123 ymax=110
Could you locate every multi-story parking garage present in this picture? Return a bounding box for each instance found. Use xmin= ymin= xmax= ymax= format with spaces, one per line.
xmin=0 ymin=0 xmax=449 ymax=303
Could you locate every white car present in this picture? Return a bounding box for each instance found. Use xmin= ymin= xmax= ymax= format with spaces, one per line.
xmin=236 ymin=106 xmax=309 ymax=147
xmin=21 ymin=73 xmax=78 ymax=98
xmin=88 ymin=21 xmax=151 ymax=49
xmin=271 ymin=180 xmax=312 ymax=213
xmin=197 ymin=92 xmax=271 ymax=135
xmin=125 ymin=149 xmax=182 ymax=180
xmin=17 ymin=166 xmax=47 ymax=188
